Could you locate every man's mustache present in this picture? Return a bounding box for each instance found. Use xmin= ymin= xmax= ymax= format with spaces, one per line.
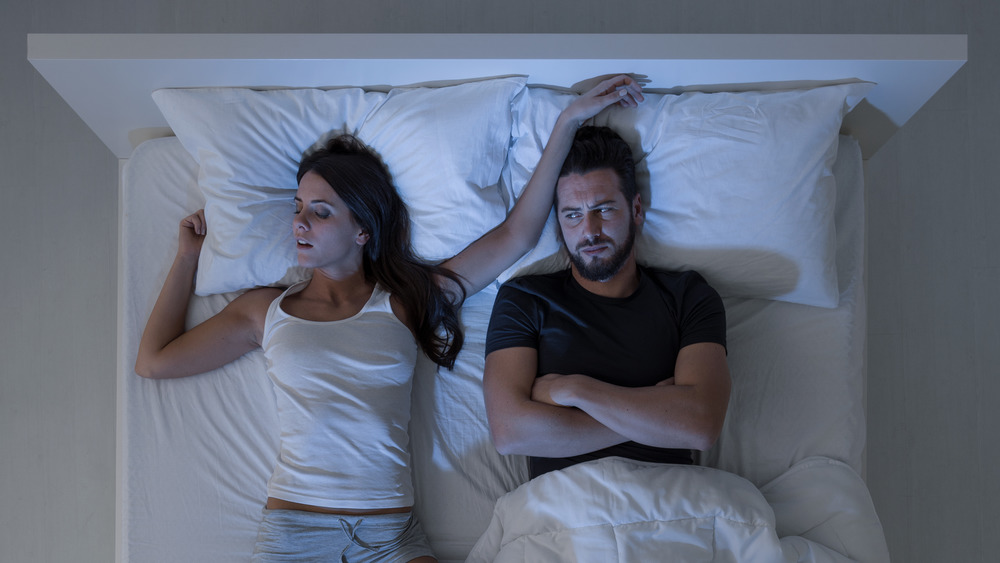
xmin=576 ymin=236 xmax=613 ymax=252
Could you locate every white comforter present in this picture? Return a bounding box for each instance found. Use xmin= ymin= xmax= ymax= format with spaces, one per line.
xmin=467 ymin=456 xmax=889 ymax=563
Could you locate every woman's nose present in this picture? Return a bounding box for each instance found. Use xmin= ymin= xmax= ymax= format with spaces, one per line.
xmin=292 ymin=212 xmax=308 ymax=231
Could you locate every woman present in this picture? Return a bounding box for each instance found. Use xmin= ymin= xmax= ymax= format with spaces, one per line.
xmin=135 ymin=75 xmax=643 ymax=562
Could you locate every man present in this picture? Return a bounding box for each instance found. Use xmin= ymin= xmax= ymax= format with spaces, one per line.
xmin=483 ymin=126 xmax=731 ymax=478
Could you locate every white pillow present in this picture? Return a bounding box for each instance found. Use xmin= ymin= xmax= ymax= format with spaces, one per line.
xmin=502 ymin=82 xmax=872 ymax=308
xmin=357 ymin=78 xmax=524 ymax=263
xmin=153 ymin=87 xmax=385 ymax=294
xmin=153 ymin=77 xmax=526 ymax=295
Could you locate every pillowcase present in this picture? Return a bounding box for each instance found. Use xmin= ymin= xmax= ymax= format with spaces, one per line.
xmin=501 ymin=82 xmax=872 ymax=308
xmin=153 ymin=87 xmax=386 ymax=294
xmin=153 ymin=77 xmax=526 ymax=295
xmin=356 ymin=78 xmax=524 ymax=263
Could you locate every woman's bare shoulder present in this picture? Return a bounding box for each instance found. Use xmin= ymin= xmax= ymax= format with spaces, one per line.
xmin=228 ymin=286 xmax=285 ymax=320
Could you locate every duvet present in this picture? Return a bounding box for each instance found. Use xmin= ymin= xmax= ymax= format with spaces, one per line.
xmin=467 ymin=456 xmax=889 ymax=563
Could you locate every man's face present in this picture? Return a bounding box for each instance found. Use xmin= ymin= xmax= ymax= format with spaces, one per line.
xmin=556 ymin=168 xmax=642 ymax=283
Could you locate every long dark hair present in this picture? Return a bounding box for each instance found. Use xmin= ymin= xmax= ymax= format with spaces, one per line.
xmin=297 ymin=135 xmax=465 ymax=369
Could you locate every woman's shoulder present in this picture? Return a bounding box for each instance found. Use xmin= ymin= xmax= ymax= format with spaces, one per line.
xmin=230 ymin=286 xmax=286 ymax=319
xmin=386 ymin=292 xmax=418 ymax=336
xmin=240 ymin=285 xmax=286 ymax=303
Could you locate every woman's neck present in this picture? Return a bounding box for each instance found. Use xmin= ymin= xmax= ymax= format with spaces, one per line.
xmin=281 ymin=267 xmax=375 ymax=322
xmin=304 ymin=266 xmax=373 ymax=304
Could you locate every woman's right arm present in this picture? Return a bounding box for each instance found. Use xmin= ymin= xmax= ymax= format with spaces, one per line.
xmin=135 ymin=210 xmax=279 ymax=379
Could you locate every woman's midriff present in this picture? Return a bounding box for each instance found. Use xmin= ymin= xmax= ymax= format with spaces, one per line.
xmin=265 ymin=497 xmax=412 ymax=515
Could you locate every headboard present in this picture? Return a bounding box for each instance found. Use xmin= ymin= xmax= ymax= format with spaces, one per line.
xmin=28 ymin=33 xmax=966 ymax=159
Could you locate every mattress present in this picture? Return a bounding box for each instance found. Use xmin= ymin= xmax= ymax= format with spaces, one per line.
xmin=120 ymin=127 xmax=873 ymax=562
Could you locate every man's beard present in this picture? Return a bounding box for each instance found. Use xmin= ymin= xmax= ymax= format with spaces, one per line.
xmin=568 ymin=220 xmax=637 ymax=283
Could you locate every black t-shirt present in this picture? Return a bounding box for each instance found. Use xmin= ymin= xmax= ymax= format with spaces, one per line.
xmin=486 ymin=266 xmax=727 ymax=478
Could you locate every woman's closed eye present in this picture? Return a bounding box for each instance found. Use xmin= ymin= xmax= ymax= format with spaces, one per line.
xmin=294 ymin=204 xmax=332 ymax=219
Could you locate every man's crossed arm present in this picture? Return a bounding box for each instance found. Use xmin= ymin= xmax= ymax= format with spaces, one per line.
xmin=483 ymin=342 xmax=730 ymax=457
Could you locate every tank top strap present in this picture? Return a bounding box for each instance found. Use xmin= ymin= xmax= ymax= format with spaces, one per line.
xmin=365 ymin=284 xmax=394 ymax=315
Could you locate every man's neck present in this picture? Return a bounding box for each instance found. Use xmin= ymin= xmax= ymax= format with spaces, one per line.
xmin=570 ymin=258 xmax=641 ymax=299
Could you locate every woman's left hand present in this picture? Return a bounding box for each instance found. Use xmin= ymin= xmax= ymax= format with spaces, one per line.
xmin=560 ymin=74 xmax=646 ymax=127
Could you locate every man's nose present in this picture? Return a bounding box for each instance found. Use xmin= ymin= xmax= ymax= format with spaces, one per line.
xmin=582 ymin=212 xmax=601 ymax=237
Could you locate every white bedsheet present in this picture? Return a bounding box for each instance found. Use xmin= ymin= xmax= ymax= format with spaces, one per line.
xmin=466 ymin=456 xmax=889 ymax=563
xmin=119 ymin=134 xmax=880 ymax=562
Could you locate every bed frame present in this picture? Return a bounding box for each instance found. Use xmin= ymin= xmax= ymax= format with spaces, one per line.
xmin=27 ymin=33 xmax=966 ymax=563
xmin=29 ymin=33 xmax=965 ymax=160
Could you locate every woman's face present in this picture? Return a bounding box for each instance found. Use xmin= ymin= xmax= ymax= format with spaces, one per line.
xmin=292 ymin=171 xmax=369 ymax=274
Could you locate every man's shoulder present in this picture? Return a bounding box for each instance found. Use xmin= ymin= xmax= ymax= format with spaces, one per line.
xmin=641 ymin=265 xmax=712 ymax=291
xmin=640 ymin=266 xmax=724 ymax=318
xmin=500 ymin=269 xmax=571 ymax=294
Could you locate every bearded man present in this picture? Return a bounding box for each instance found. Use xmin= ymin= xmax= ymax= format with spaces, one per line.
xmin=483 ymin=126 xmax=731 ymax=478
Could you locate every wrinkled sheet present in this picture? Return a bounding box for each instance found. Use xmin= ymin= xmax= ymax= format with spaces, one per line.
xmin=467 ymin=456 xmax=889 ymax=563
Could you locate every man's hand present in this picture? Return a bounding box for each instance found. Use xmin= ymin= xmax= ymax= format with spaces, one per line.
xmin=484 ymin=347 xmax=628 ymax=457
xmin=530 ymin=373 xmax=573 ymax=406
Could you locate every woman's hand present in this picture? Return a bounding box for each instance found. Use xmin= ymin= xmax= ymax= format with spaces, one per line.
xmin=559 ymin=74 xmax=646 ymax=128
xmin=177 ymin=209 xmax=207 ymax=261
xmin=136 ymin=207 xmax=277 ymax=379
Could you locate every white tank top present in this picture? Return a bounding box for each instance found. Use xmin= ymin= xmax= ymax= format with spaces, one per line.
xmin=261 ymin=281 xmax=419 ymax=509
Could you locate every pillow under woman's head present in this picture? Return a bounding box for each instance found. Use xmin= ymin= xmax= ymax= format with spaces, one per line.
xmin=153 ymin=77 xmax=527 ymax=295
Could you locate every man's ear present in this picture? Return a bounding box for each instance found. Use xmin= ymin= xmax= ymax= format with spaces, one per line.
xmin=632 ymin=193 xmax=645 ymax=228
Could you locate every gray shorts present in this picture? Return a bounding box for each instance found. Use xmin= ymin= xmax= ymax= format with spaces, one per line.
xmin=251 ymin=509 xmax=435 ymax=562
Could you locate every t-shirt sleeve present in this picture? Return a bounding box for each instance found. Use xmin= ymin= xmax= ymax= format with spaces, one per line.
xmin=485 ymin=282 xmax=542 ymax=356
xmin=678 ymin=272 xmax=728 ymax=351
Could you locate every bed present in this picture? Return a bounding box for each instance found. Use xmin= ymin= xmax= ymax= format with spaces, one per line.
xmin=29 ymin=33 xmax=967 ymax=563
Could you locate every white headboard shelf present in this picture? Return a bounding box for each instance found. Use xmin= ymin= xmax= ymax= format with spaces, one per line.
xmin=28 ymin=33 xmax=966 ymax=159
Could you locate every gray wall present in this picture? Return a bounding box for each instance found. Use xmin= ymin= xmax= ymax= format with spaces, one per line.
xmin=2 ymin=1 xmax=995 ymax=561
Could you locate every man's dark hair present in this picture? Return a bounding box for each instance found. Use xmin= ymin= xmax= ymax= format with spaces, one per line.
xmin=558 ymin=126 xmax=637 ymax=202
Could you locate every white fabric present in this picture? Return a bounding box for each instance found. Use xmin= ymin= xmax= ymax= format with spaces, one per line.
xmin=466 ymin=456 xmax=889 ymax=563
xmin=153 ymin=77 xmax=526 ymax=295
xmin=501 ymin=83 xmax=872 ymax=308
xmin=262 ymin=281 xmax=418 ymax=510
xmin=120 ymin=128 xmax=874 ymax=562
xmin=121 ymin=138 xmax=278 ymax=562
xmin=358 ymin=79 xmax=524 ymax=262
xmin=761 ymin=457 xmax=891 ymax=562
xmin=703 ymin=135 xmax=868 ymax=486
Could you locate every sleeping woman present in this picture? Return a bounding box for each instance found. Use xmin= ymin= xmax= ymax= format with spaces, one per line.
xmin=134 ymin=75 xmax=644 ymax=562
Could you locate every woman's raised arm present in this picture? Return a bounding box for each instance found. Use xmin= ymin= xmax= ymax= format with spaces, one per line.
xmin=135 ymin=210 xmax=279 ymax=379
xmin=439 ymin=75 xmax=645 ymax=298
